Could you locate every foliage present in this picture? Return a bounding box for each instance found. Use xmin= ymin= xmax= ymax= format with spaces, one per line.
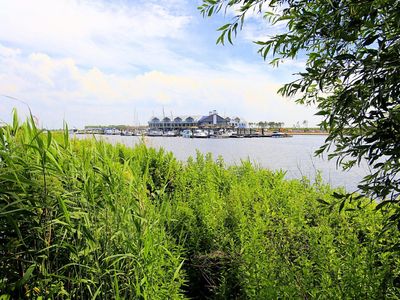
xmin=255 ymin=121 xmax=284 ymax=129
xmin=1 ymin=111 xmax=400 ymax=298
xmin=0 ymin=111 xmax=185 ymax=299
xmin=199 ymin=0 xmax=400 ymax=221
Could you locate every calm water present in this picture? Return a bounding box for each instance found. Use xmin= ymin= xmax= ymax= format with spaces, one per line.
xmin=78 ymin=134 xmax=370 ymax=192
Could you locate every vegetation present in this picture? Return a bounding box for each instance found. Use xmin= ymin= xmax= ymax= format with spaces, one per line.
xmin=249 ymin=121 xmax=285 ymax=129
xmin=199 ymin=0 xmax=400 ymax=223
xmin=1 ymin=112 xmax=400 ymax=299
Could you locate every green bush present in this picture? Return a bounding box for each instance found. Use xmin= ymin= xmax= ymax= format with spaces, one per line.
xmin=0 ymin=113 xmax=184 ymax=299
xmin=1 ymin=111 xmax=399 ymax=299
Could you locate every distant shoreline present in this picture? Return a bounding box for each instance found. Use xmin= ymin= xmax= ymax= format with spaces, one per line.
xmin=288 ymin=131 xmax=328 ymax=136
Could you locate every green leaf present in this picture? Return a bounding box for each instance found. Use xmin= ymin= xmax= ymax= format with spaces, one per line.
xmin=317 ymin=198 xmax=330 ymax=205
xmin=339 ymin=199 xmax=346 ymax=212
xmin=315 ymin=110 xmax=330 ymax=116
xmin=375 ymin=200 xmax=395 ymax=211
xmin=217 ymin=24 xmax=230 ymax=31
xmin=173 ymin=259 xmax=185 ymax=281
xmin=228 ymin=29 xmax=233 ymax=44
xmin=334 ymin=54 xmax=356 ymax=60
xmin=16 ymin=264 xmax=36 ymax=288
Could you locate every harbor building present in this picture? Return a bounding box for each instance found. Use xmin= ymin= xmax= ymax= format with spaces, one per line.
xmin=148 ymin=110 xmax=230 ymax=130
xmin=225 ymin=116 xmax=248 ymax=129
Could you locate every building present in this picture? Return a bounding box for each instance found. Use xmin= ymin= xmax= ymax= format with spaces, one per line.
xmin=148 ymin=110 xmax=229 ymax=130
xmin=198 ymin=110 xmax=230 ymax=126
xmin=225 ymin=116 xmax=248 ymax=129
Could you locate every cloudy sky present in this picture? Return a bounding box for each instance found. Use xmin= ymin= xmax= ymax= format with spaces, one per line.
xmin=0 ymin=0 xmax=320 ymax=129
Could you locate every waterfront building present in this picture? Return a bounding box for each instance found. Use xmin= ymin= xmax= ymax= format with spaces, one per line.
xmin=148 ymin=110 xmax=229 ymax=130
xmin=225 ymin=116 xmax=248 ymax=129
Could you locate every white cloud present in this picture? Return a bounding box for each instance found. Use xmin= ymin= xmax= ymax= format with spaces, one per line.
xmin=0 ymin=1 xmax=320 ymax=129
xmin=0 ymin=44 xmax=21 ymax=57
xmin=0 ymin=0 xmax=192 ymax=72
xmin=0 ymin=43 xmax=320 ymax=128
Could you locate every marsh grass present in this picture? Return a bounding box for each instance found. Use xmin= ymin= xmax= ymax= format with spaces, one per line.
xmin=1 ymin=111 xmax=399 ymax=299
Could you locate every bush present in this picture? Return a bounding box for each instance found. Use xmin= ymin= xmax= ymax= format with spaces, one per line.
xmin=1 ymin=112 xmax=399 ymax=299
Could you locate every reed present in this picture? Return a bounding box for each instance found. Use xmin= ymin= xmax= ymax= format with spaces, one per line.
xmin=1 ymin=110 xmax=399 ymax=299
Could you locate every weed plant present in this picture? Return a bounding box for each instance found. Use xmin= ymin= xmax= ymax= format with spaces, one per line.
xmin=1 ymin=111 xmax=399 ymax=299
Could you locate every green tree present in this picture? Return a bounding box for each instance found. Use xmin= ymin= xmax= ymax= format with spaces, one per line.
xmin=200 ymin=0 xmax=400 ymax=222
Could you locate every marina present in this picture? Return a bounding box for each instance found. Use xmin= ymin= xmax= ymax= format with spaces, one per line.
xmin=78 ymin=110 xmax=283 ymax=137
xmin=75 ymin=126 xmax=327 ymax=138
xmin=77 ymin=110 xmax=327 ymax=138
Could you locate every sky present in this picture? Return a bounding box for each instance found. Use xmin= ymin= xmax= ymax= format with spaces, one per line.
xmin=0 ymin=0 xmax=320 ymax=129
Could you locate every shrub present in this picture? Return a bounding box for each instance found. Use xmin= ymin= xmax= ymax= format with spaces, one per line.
xmin=1 ymin=111 xmax=399 ymax=299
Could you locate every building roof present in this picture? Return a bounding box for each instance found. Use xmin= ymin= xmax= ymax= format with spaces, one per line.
xmin=148 ymin=111 xmax=244 ymax=125
xmin=149 ymin=115 xmax=203 ymax=122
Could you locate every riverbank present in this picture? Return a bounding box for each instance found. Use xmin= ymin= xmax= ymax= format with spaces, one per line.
xmin=2 ymin=117 xmax=399 ymax=299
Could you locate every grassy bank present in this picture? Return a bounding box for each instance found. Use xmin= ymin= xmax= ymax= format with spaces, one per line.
xmin=1 ymin=114 xmax=400 ymax=299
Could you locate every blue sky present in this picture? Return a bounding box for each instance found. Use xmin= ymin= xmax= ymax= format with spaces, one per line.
xmin=0 ymin=0 xmax=320 ymax=128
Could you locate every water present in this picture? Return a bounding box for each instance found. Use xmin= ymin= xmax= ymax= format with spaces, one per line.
xmin=78 ymin=134 xmax=370 ymax=191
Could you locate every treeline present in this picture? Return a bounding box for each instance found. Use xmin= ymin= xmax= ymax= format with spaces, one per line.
xmin=1 ymin=113 xmax=400 ymax=299
xmin=248 ymin=121 xmax=285 ymax=129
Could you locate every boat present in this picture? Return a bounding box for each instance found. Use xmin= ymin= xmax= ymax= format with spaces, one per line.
xmin=164 ymin=130 xmax=178 ymax=137
xmin=271 ymin=131 xmax=293 ymax=138
xmin=147 ymin=130 xmax=164 ymax=136
xmin=104 ymin=128 xmax=121 ymax=135
xmin=218 ymin=130 xmax=236 ymax=138
xmin=193 ymin=129 xmax=208 ymax=138
xmin=121 ymin=130 xmax=135 ymax=136
xmin=181 ymin=129 xmax=193 ymax=138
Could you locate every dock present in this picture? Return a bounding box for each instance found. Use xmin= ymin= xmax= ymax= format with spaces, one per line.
xmin=77 ymin=110 xmax=326 ymax=138
xmin=75 ymin=126 xmax=294 ymax=138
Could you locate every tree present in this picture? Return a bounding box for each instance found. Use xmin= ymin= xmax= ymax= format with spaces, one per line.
xmin=200 ymin=0 xmax=400 ymax=223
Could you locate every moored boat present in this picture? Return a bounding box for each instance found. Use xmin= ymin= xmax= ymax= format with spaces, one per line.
xmin=181 ymin=129 xmax=193 ymax=138
xmin=193 ymin=129 xmax=208 ymax=138
xmin=271 ymin=131 xmax=293 ymax=138
xmin=147 ymin=130 xmax=164 ymax=136
xmin=164 ymin=130 xmax=178 ymax=137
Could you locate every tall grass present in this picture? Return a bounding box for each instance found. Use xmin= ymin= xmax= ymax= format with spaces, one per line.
xmin=1 ymin=111 xmax=399 ymax=299
xmin=0 ymin=111 xmax=184 ymax=299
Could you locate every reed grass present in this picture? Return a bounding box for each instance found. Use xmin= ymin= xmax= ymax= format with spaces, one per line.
xmin=1 ymin=110 xmax=399 ymax=299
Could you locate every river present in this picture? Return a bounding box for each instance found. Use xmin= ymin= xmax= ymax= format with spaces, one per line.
xmin=78 ymin=134 xmax=370 ymax=192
